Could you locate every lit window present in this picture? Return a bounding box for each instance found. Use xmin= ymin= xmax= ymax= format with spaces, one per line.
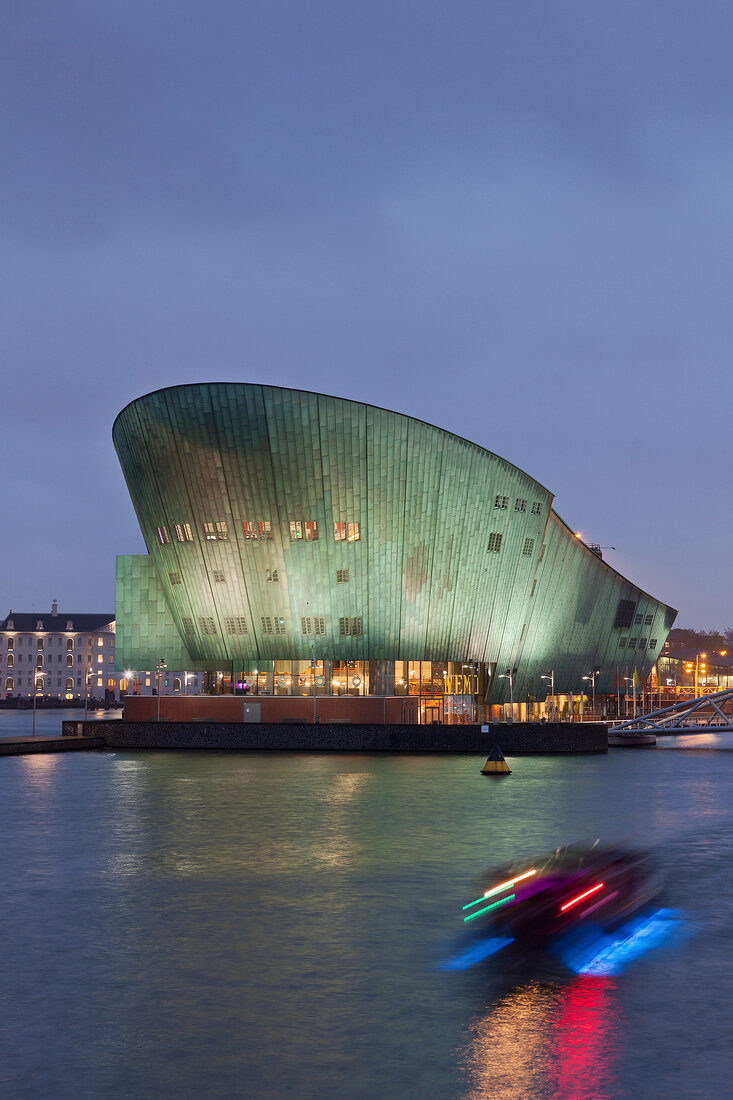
xmin=522 ymin=538 xmax=535 ymax=557
xmin=487 ymin=533 xmax=502 ymax=553
xmin=66 ymin=655 xmax=73 ymax=667
xmin=36 ymin=654 xmax=43 ymax=667
xmin=6 ymin=655 xmax=13 ymax=668
xmin=347 ymin=522 xmax=360 ymax=542
xmin=157 ymin=526 xmax=169 ymax=545
xmin=515 ymin=498 xmax=527 ymax=513
xmin=203 ymin=521 xmax=228 ymax=541
xmin=7 ymin=638 xmax=13 ymax=651
xmin=304 ymin=521 xmax=318 ymax=541
xmin=494 ymin=495 xmax=508 ymax=509
xmin=258 ymin=521 xmax=272 ymax=540
xmin=37 ymin=638 xmax=43 ymax=650
xmin=97 ymin=655 xmax=103 ymax=664
xmin=243 ymin=521 xmax=257 ymax=539
xmin=290 ymin=521 xmax=303 ymax=540
xmin=175 ymin=523 xmax=194 ymax=543
xmin=108 ymin=655 xmax=114 ymax=663
xmin=334 ymin=522 xmax=346 ymax=541
xmin=66 ymin=639 xmax=73 ymax=651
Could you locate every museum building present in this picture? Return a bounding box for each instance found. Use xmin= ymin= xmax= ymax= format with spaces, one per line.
xmin=113 ymin=383 xmax=676 ymax=723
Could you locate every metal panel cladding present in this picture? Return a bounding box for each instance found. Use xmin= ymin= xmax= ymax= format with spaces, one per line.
xmin=113 ymin=383 xmax=676 ymax=696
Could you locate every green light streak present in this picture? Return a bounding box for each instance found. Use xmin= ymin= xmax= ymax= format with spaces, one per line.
xmin=463 ymin=893 xmax=515 ymax=923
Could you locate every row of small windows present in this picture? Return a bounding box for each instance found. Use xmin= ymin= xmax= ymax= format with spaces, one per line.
xmin=179 ymin=614 xmax=364 ymax=637
xmin=171 ymin=567 xmax=350 ymax=588
xmin=4 ymin=678 xmax=78 ymax=691
xmin=618 ymin=637 xmax=658 ymax=650
xmin=5 ymin=636 xmax=110 ymax=650
xmin=494 ymin=496 xmax=543 ymax=515
xmin=486 ymin=534 xmax=536 ymax=556
xmin=157 ymin=521 xmax=362 ymax=545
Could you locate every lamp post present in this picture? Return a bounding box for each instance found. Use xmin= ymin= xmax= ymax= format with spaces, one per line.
xmin=540 ymin=669 xmax=555 ymax=718
xmin=624 ymin=674 xmax=637 ymax=718
xmin=498 ymin=667 xmax=518 ymax=721
xmin=582 ymin=668 xmax=600 ymax=718
xmin=156 ymin=658 xmax=167 ymax=721
xmin=32 ymin=671 xmax=44 ymax=737
xmin=85 ymin=666 xmax=94 ymax=719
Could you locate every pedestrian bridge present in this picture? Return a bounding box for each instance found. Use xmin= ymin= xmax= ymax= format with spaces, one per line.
xmin=613 ymin=687 xmax=733 ymax=734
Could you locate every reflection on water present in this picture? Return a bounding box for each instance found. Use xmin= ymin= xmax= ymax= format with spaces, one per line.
xmin=461 ymin=977 xmax=618 ymax=1100
xmin=1 ymin=747 xmax=733 ymax=1097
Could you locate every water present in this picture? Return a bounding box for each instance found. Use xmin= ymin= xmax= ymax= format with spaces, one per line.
xmin=1 ymin=724 xmax=732 ymax=1098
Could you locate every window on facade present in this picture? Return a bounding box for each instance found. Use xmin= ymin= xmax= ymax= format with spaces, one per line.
xmin=37 ymin=654 xmax=43 ymax=667
xmin=97 ymin=655 xmax=103 ymax=664
xmin=645 ymin=614 xmax=653 ymax=625
xmin=522 ymin=538 xmax=535 ymax=556
xmin=494 ymin=495 xmax=508 ymax=509
xmin=173 ymin=678 xmax=182 ymax=693
xmin=614 ymin=600 xmax=636 ymax=630
xmin=336 ymin=569 xmax=349 ymax=584
xmin=487 ymin=532 xmax=502 ymax=553
xmin=157 ymin=526 xmax=169 ymax=545
xmin=628 ymin=637 xmax=638 ymax=649
xmin=531 ymin=502 xmax=542 ymax=515
xmin=6 ymin=655 xmax=13 ymax=668
xmin=638 ymin=638 xmax=647 ymax=649
xmin=66 ymin=655 xmax=73 ymax=667
xmin=258 ymin=521 xmax=273 ymax=539
xmin=199 ymin=617 xmax=218 ymax=635
xmin=619 ymin=638 xmax=627 ymax=648
xmin=265 ymin=569 xmax=279 ymax=582
xmin=334 ymin=522 xmax=360 ymax=542
xmin=649 ymin=638 xmax=657 ymax=649
xmin=304 ymin=521 xmax=318 ymax=541
xmin=301 ymin=616 xmax=326 ymax=636
xmin=225 ymin=618 xmax=249 ymax=635
xmin=212 ymin=570 xmax=226 ymax=583
xmin=6 ymin=638 xmax=13 ymax=651
xmin=515 ymin=498 xmax=527 ymax=513
xmin=175 ymin=523 xmax=194 ymax=543
xmin=243 ymin=521 xmax=257 ymax=539
xmin=66 ymin=638 xmax=73 ymax=650
xmin=289 ymin=521 xmax=303 ymax=540
xmin=339 ymin=617 xmax=363 ymax=637
xmin=260 ymin=616 xmax=286 ymax=635
xmin=169 ymin=572 xmax=182 ymax=585
xmin=182 ymin=617 xmax=195 ymax=636
xmin=203 ymin=521 xmax=228 ymax=541
xmin=634 ymin=613 xmax=643 ymax=625
xmin=37 ymin=638 xmax=43 ymax=650
xmin=5 ymin=678 xmax=12 ymax=691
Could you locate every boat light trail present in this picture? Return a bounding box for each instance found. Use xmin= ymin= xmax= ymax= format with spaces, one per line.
xmin=462 ymin=869 xmax=536 ymax=911
xmin=560 ymin=882 xmax=604 ymax=913
xmin=463 ymin=893 xmax=515 ymax=924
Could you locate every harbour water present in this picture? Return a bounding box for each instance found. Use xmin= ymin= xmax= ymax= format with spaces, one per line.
xmin=2 ymin=710 xmax=732 ymax=1098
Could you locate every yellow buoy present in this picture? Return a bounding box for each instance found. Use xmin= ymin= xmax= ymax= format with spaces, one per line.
xmin=481 ymin=744 xmax=511 ymax=775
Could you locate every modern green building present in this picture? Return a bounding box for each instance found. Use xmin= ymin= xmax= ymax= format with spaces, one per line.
xmin=113 ymin=383 xmax=676 ymax=721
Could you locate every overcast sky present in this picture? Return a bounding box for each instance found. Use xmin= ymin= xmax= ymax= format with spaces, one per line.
xmin=2 ymin=1 xmax=731 ymax=628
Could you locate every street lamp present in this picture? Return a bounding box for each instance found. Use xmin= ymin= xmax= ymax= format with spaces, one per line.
xmin=32 ymin=671 xmax=44 ymax=737
xmin=582 ymin=667 xmax=600 ymax=718
xmin=498 ymin=667 xmax=518 ymax=721
xmin=85 ymin=666 xmax=95 ymax=719
xmin=540 ymin=669 xmax=555 ymax=717
xmin=156 ymin=658 xmax=167 ymax=720
xmin=623 ymin=673 xmax=637 ymax=718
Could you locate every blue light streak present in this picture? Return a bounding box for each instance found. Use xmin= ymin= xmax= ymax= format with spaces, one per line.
xmin=439 ymin=936 xmax=514 ymax=970
xmin=554 ymin=909 xmax=685 ymax=975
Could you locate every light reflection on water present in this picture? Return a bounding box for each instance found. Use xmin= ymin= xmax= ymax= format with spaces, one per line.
xmin=1 ymin=746 xmax=733 ymax=1097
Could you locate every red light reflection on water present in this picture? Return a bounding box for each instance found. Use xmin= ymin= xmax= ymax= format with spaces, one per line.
xmin=459 ymin=976 xmax=620 ymax=1099
xmin=549 ymin=976 xmax=619 ymax=1099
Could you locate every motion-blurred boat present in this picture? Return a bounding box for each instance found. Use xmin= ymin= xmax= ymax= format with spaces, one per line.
xmin=462 ymin=843 xmax=664 ymax=947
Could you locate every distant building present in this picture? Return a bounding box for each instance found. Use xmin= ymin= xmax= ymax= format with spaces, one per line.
xmin=0 ymin=602 xmax=202 ymax=702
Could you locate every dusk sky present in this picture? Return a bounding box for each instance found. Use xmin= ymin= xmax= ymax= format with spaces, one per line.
xmin=2 ymin=1 xmax=731 ymax=628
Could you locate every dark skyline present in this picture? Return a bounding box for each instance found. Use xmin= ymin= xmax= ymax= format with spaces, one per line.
xmin=2 ymin=2 xmax=731 ymax=627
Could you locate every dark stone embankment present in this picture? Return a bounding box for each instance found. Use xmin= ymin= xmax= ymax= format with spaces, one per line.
xmin=61 ymin=720 xmax=608 ymax=753
xmin=0 ymin=734 xmax=105 ymax=756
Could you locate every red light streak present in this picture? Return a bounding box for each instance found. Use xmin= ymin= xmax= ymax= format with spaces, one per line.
xmin=559 ymin=882 xmax=604 ymax=913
